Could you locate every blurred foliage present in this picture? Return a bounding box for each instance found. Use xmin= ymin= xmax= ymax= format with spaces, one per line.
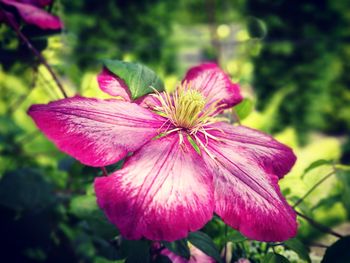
xmin=60 ymin=0 xmax=178 ymax=80
xmin=245 ymin=0 xmax=350 ymax=142
xmin=1 ymin=0 xmax=350 ymax=262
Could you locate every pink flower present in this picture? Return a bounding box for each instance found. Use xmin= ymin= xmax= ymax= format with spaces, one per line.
xmin=156 ymin=242 xmax=215 ymax=263
xmin=28 ymin=63 xmax=297 ymax=242
xmin=0 ymin=0 xmax=62 ymax=30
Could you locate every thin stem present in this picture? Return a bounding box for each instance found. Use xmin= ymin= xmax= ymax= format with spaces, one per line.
xmin=296 ymin=211 xmax=343 ymax=238
xmin=0 ymin=6 xmax=68 ymax=98
xmin=101 ymin=167 xmax=108 ymax=176
xmin=293 ymin=171 xmax=335 ymax=208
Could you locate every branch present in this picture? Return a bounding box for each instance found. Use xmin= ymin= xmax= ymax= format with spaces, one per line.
xmin=0 ymin=6 xmax=68 ymax=98
xmin=293 ymin=171 xmax=335 ymax=208
xmin=296 ymin=211 xmax=343 ymax=238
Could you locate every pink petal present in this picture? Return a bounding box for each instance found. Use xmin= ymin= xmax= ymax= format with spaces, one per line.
xmin=160 ymin=244 xmax=215 ymax=263
xmin=135 ymin=93 xmax=164 ymax=109
xmin=94 ymin=133 xmax=214 ymax=241
xmin=97 ymin=68 xmax=131 ymax=101
xmin=17 ymin=0 xmax=52 ymax=7
xmin=197 ymin=123 xmax=297 ymax=241
xmin=2 ymin=0 xmax=62 ymax=30
xmin=28 ymin=96 xmax=166 ymax=167
xmin=188 ymin=245 xmax=216 ymax=263
xmin=182 ymin=63 xmax=242 ymax=113
xmin=205 ymin=122 xmax=296 ymax=178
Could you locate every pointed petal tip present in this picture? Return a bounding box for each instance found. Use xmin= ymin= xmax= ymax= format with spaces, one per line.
xmin=94 ymin=134 xmax=214 ymax=241
xmin=97 ymin=67 xmax=131 ymax=100
xmin=27 ymin=96 xmax=165 ymax=167
xmin=183 ymin=63 xmax=243 ymax=113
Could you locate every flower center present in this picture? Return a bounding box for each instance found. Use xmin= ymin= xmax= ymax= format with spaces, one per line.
xmin=173 ymin=89 xmax=206 ymax=129
xmin=151 ymin=83 xmax=220 ymax=133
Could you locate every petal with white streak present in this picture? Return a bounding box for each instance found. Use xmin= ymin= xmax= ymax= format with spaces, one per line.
xmin=28 ymin=96 xmax=166 ymax=167
xmin=94 ymin=133 xmax=214 ymax=241
xmin=182 ymin=63 xmax=242 ymax=113
xmin=197 ymin=123 xmax=297 ymax=241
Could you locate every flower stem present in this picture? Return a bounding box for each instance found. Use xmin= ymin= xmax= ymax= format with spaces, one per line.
xmin=0 ymin=6 xmax=68 ymax=98
xmin=101 ymin=167 xmax=108 ymax=176
xmin=293 ymin=171 xmax=335 ymax=208
xmin=296 ymin=211 xmax=343 ymax=238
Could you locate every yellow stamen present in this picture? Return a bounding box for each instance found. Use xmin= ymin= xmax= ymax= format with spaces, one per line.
xmin=173 ymin=88 xmax=206 ymax=128
xmin=151 ymin=83 xmax=220 ymax=131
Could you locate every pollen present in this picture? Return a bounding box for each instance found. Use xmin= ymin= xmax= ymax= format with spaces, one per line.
xmin=173 ymin=89 xmax=206 ymax=128
xmin=151 ymin=83 xmax=219 ymax=132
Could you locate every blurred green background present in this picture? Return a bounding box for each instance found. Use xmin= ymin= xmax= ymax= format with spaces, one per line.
xmin=0 ymin=0 xmax=350 ymax=262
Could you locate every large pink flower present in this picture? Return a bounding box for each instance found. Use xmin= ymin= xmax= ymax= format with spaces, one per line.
xmin=0 ymin=0 xmax=62 ymax=30
xmin=28 ymin=63 xmax=297 ymax=242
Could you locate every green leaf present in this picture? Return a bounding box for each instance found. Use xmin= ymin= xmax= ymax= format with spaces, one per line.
xmin=163 ymin=239 xmax=190 ymax=259
xmin=69 ymin=195 xmax=118 ymax=239
xmin=336 ymin=170 xmax=350 ymax=218
xmin=227 ymin=230 xmax=247 ymax=243
xmin=285 ymin=238 xmax=311 ymax=263
xmin=187 ymin=231 xmax=222 ymax=263
xmin=322 ymin=236 xmax=350 ymax=263
xmin=263 ymin=253 xmax=290 ymax=263
xmin=302 ymin=159 xmax=333 ymax=178
xmin=234 ymin=98 xmax=254 ymax=120
xmin=103 ymin=59 xmax=164 ymax=100
xmin=311 ymin=194 xmax=341 ymax=211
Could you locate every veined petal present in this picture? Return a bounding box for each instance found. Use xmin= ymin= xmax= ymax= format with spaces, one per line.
xmin=135 ymin=93 xmax=164 ymax=109
xmin=97 ymin=68 xmax=131 ymax=101
xmin=28 ymin=96 xmax=166 ymax=167
xmin=94 ymin=133 xmax=214 ymax=241
xmin=182 ymin=63 xmax=242 ymax=113
xmin=2 ymin=0 xmax=62 ymax=30
xmin=204 ymin=122 xmax=296 ymax=178
xmin=197 ymin=123 xmax=297 ymax=241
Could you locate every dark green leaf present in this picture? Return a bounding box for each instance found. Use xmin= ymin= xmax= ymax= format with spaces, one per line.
xmin=187 ymin=231 xmax=222 ymax=263
xmin=234 ymin=98 xmax=254 ymax=120
xmin=103 ymin=59 xmax=164 ymax=100
xmin=285 ymin=238 xmax=311 ymax=263
xmin=302 ymin=159 xmax=333 ymax=178
xmin=263 ymin=253 xmax=290 ymax=263
xmin=322 ymin=236 xmax=350 ymax=263
xmin=0 ymin=169 xmax=55 ymax=211
xmin=247 ymin=17 xmax=268 ymax=39
xmin=154 ymin=255 xmax=172 ymax=263
xmin=121 ymin=239 xmax=150 ymax=263
xmin=163 ymin=239 xmax=190 ymax=259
